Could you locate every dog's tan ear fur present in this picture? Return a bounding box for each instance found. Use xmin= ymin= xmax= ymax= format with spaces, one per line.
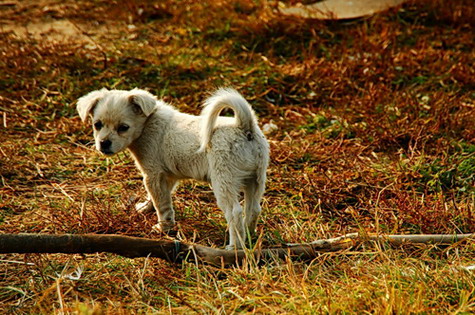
xmin=128 ymin=89 xmax=157 ymax=116
xmin=77 ymin=88 xmax=108 ymax=122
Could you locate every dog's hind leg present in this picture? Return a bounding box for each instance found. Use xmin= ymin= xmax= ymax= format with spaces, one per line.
xmin=212 ymin=181 xmax=246 ymax=250
xmin=224 ymin=201 xmax=246 ymax=250
xmin=243 ymin=176 xmax=265 ymax=235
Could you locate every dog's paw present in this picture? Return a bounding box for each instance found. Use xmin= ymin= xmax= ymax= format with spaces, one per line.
xmin=225 ymin=244 xmax=243 ymax=251
xmin=136 ymin=200 xmax=154 ymax=213
xmin=152 ymin=220 xmax=176 ymax=233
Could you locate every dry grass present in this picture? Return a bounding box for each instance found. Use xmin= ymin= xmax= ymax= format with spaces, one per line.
xmin=1 ymin=0 xmax=474 ymax=313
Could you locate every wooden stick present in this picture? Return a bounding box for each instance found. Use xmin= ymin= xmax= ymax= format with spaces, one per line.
xmin=366 ymin=233 xmax=475 ymax=245
xmin=0 ymin=233 xmax=354 ymax=266
xmin=0 ymin=233 xmax=473 ymax=267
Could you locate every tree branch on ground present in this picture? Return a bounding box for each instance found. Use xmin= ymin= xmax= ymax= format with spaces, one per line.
xmin=1 ymin=233 xmax=473 ymax=267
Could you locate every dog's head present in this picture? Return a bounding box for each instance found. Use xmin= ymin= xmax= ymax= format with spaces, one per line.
xmin=77 ymin=88 xmax=157 ymax=155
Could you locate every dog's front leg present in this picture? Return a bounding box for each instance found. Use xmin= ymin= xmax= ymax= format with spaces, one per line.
xmin=143 ymin=173 xmax=176 ymax=232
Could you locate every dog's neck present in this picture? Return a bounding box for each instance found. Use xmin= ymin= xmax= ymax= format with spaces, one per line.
xmin=128 ymin=143 xmax=144 ymax=165
xmin=128 ymin=138 xmax=156 ymax=175
xmin=127 ymin=110 xmax=166 ymax=172
xmin=128 ymin=128 xmax=152 ymax=168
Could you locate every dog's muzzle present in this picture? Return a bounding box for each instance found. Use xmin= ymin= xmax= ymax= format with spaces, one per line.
xmin=100 ymin=139 xmax=113 ymax=155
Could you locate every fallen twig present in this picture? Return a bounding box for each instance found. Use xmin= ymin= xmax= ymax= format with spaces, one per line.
xmin=0 ymin=233 xmax=473 ymax=267
xmin=365 ymin=233 xmax=474 ymax=245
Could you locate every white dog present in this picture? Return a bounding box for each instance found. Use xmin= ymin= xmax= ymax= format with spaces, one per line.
xmin=77 ymin=88 xmax=269 ymax=249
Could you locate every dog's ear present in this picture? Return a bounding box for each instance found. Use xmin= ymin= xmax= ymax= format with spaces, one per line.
xmin=128 ymin=89 xmax=157 ymax=117
xmin=77 ymin=88 xmax=108 ymax=122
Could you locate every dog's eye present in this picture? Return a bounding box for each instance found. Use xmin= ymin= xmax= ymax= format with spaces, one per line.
xmin=94 ymin=121 xmax=103 ymax=130
xmin=117 ymin=124 xmax=129 ymax=133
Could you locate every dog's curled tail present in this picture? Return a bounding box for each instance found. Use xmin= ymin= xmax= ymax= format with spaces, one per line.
xmin=199 ymin=88 xmax=257 ymax=152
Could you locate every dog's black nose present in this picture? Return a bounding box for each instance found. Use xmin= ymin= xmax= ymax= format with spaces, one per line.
xmin=100 ymin=140 xmax=112 ymax=153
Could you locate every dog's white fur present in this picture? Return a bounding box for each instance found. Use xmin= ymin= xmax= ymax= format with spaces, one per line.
xmin=77 ymin=88 xmax=269 ymax=249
